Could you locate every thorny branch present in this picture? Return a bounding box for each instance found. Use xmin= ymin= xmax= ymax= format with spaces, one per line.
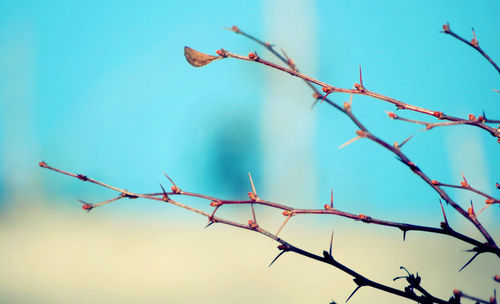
xmin=39 ymin=161 xmax=495 ymax=304
xmin=201 ymin=27 xmax=499 ymax=249
xmin=442 ymin=23 xmax=500 ymax=74
xmin=41 ymin=25 xmax=499 ymax=303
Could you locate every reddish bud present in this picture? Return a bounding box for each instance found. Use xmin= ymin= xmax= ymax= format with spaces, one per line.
xmin=471 ymin=38 xmax=479 ymax=48
xmin=358 ymin=214 xmax=367 ymax=220
xmin=431 ymin=180 xmax=439 ymax=185
xmin=82 ymin=204 xmax=93 ymax=211
xmin=248 ymin=220 xmax=258 ymax=229
xmin=468 ymin=206 xmax=474 ymax=217
xmin=171 ymin=186 xmax=181 ymax=194
xmin=38 ymin=161 xmax=48 ymax=168
xmin=354 ymin=83 xmax=363 ymax=90
xmin=387 ymin=112 xmax=397 ymax=119
xmin=433 ymin=111 xmax=443 ymax=119
xmin=210 ymin=201 xmax=220 ymax=207
xmin=248 ymin=192 xmax=256 ymax=201
xmin=485 ymin=198 xmax=494 ymax=205
xmin=277 ymin=244 xmax=286 ymax=250
xmin=324 ymin=204 xmax=331 ymax=210
xmin=248 ymin=52 xmax=257 ymax=60
xmin=494 ymin=275 xmax=500 ymax=282
xmin=468 ymin=114 xmax=475 ymax=120
xmin=231 ymin=25 xmax=240 ymax=33
xmin=322 ymin=86 xmax=333 ymax=93
xmin=496 ymin=182 xmax=500 ymax=189
xmin=313 ymin=93 xmax=321 ymax=99
xmin=216 ymin=49 xmax=223 ymax=56
xmin=442 ymin=24 xmax=450 ymax=32
xmin=355 ymin=130 xmax=366 ymax=137
xmin=460 ymin=181 xmax=468 ymax=187
xmin=478 ymin=116 xmax=485 ymax=122
xmin=282 ymin=210 xmax=290 ymax=216
xmin=453 ymin=289 xmax=462 ymax=297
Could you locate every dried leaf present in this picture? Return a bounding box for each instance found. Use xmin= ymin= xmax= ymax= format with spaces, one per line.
xmin=184 ymin=46 xmax=221 ymax=67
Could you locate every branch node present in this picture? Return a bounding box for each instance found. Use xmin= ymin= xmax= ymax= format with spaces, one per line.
xmin=77 ymin=174 xmax=88 ymax=181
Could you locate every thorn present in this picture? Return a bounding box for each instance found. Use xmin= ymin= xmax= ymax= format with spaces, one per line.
xmin=339 ymin=135 xmax=362 ymax=149
xmin=403 ymin=230 xmax=407 ymax=241
xmin=459 ymin=252 xmax=480 ymax=272
xmin=398 ymin=134 xmax=414 ymax=148
xmin=205 ymin=221 xmax=215 ymax=229
xmin=269 ymin=250 xmax=286 ymax=267
xmin=163 ymin=171 xmax=180 ymax=194
xmin=330 ymin=188 xmax=334 ymax=208
xmin=359 ymin=64 xmax=364 ymax=87
xmin=329 ymin=231 xmax=334 ymax=255
xmin=471 ymin=27 xmax=479 ymax=47
xmin=439 ymin=200 xmax=448 ymax=226
xmin=346 ymin=286 xmax=362 ymax=303
xmin=248 ymin=172 xmax=257 ymax=196
xmin=159 ymin=183 xmax=169 ymax=201
xmin=275 ymin=215 xmax=292 ymax=237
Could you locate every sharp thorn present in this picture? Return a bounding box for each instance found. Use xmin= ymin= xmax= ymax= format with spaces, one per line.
xmin=459 ymin=252 xmax=480 ymax=272
xmin=329 ymin=231 xmax=334 ymax=255
xmin=269 ymin=250 xmax=286 ymax=267
xmin=346 ymin=286 xmax=362 ymax=303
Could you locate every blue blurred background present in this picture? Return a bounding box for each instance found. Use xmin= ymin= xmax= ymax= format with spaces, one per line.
xmin=0 ymin=1 xmax=498 ymax=303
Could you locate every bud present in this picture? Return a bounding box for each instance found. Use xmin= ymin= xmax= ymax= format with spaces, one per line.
xmin=433 ymin=111 xmax=443 ymax=119
xmin=171 ymin=186 xmax=181 ymax=194
xmin=313 ymin=93 xmax=321 ymax=99
xmin=210 ymin=201 xmax=220 ymax=207
xmin=248 ymin=220 xmax=258 ymax=229
xmin=431 ymin=180 xmax=439 ymax=185
xmin=282 ymin=210 xmax=290 ymax=216
xmin=478 ymin=116 xmax=485 ymax=122
xmin=38 ymin=161 xmax=48 ymax=168
xmin=387 ymin=112 xmax=397 ymax=119
xmin=442 ymin=24 xmax=450 ymax=32
xmin=231 ymin=25 xmax=240 ymax=33
xmin=471 ymin=38 xmax=479 ymax=48
xmin=82 ymin=204 xmax=93 ymax=211
xmin=460 ymin=181 xmax=468 ymax=187
xmin=496 ymin=182 xmax=500 ymax=189
xmin=468 ymin=114 xmax=475 ymax=120
xmin=324 ymin=204 xmax=331 ymax=210
xmin=494 ymin=275 xmax=500 ymax=282
xmin=485 ymin=198 xmax=494 ymax=205
xmin=355 ymin=130 xmax=366 ymax=137
xmin=248 ymin=192 xmax=256 ymax=201
xmin=467 ymin=206 xmax=474 ymax=217
xmin=322 ymin=86 xmax=333 ymax=93
xmin=453 ymin=289 xmax=462 ymax=297
xmin=354 ymin=83 xmax=362 ymax=90
xmin=248 ymin=52 xmax=257 ymax=60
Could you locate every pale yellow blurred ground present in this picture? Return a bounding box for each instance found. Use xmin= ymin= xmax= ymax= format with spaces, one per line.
xmin=0 ymin=202 xmax=497 ymax=304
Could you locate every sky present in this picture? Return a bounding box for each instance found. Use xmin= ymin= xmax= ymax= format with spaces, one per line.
xmin=0 ymin=1 xmax=499 ymax=303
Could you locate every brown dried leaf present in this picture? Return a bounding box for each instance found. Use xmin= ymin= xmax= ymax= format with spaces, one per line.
xmin=184 ymin=46 xmax=221 ymax=67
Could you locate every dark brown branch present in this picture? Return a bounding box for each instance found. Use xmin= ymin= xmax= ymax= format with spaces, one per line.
xmin=442 ymin=23 xmax=500 ymax=74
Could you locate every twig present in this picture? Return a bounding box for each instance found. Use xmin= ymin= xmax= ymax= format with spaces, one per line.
xmin=442 ymin=23 xmax=500 ymax=74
